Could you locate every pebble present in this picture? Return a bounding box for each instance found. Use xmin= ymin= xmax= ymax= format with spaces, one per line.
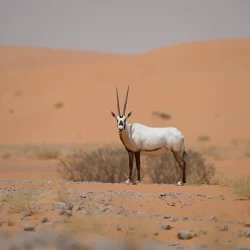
xmin=177 ymin=230 xmax=193 ymax=240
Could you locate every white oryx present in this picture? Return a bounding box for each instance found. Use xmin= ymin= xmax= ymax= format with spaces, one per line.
xmin=111 ymin=86 xmax=187 ymax=186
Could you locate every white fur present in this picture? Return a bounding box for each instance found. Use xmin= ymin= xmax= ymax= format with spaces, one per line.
xmin=119 ymin=121 xmax=185 ymax=155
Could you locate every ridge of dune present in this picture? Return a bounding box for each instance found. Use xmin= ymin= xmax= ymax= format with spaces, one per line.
xmin=0 ymin=45 xmax=131 ymax=72
xmin=139 ymin=38 xmax=250 ymax=56
xmin=0 ymin=39 xmax=250 ymax=147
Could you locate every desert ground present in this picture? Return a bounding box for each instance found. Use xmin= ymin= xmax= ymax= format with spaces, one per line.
xmin=0 ymin=39 xmax=250 ymax=250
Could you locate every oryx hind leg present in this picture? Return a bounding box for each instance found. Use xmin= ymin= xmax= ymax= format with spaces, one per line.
xmin=172 ymin=150 xmax=187 ymax=185
xmin=125 ymin=151 xmax=134 ymax=184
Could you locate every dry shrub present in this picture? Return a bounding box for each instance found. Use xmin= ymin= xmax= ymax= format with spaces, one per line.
xmin=58 ymin=147 xmax=128 ymax=183
xmin=212 ymin=173 xmax=250 ymax=199
xmin=26 ymin=145 xmax=61 ymax=160
xmin=0 ymin=151 xmax=11 ymax=159
xmin=58 ymin=145 xmax=215 ymax=185
xmin=142 ymin=149 xmax=215 ymax=185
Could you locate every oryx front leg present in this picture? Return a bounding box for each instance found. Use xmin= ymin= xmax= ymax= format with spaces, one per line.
xmin=125 ymin=151 xmax=134 ymax=184
xmin=172 ymin=150 xmax=186 ymax=186
xmin=134 ymin=151 xmax=143 ymax=184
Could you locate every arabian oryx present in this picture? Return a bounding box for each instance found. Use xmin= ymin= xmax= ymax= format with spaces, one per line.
xmin=111 ymin=86 xmax=187 ymax=186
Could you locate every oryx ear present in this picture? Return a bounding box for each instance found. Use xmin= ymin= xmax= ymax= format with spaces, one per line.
xmin=111 ymin=111 xmax=116 ymax=118
xmin=127 ymin=111 xmax=132 ymax=118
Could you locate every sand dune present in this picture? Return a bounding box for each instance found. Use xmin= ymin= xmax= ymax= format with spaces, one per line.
xmin=0 ymin=39 xmax=250 ymax=147
xmin=0 ymin=45 xmax=130 ymax=72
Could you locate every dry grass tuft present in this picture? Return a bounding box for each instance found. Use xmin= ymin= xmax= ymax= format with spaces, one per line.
xmin=64 ymin=214 xmax=105 ymax=238
xmin=58 ymin=145 xmax=215 ymax=185
xmin=0 ymin=151 xmax=11 ymax=159
xmin=151 ymin=111 xmax=171 ymax=120
xmin=211 ymin=173 xmax=250 ymax=199
xmin=244 ymin=151 xmax=250 ymax=158
xmin=54 ymin=182 xmax=71 ymax=203
xmin=197 ymin=135 xmax=210 ymax=142
xmin=54 ymin=101 xmax=64 ymax=108
xmin=3 ymin=189 xmax=36 ymax=214
xmin=26 ymin=145 xmax=61 ymax=160
xmin=0 ymin=144 xmax=63 ymax=160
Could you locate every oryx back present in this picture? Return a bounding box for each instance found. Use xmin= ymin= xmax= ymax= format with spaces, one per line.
xmin=121 ymin=123 xmax=185 ymax=155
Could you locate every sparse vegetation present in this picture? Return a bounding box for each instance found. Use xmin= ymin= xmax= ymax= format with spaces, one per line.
xmin=200 ymin=145 xmax=218 ymax=158
xmin=54 ymin=182 xmax=71 ymax=203
xmin=0 ymin=144 xmax=63 ymax=160
xmin=212 ymin=173 xmax=250 ymax=199
xmin=3 ymin=189 xmax=36 ymax=214
xmin=244 ymin=151 xmax=250 ymax=158
xmin=197 ymin=135 xmax=210 ymax=142
xmin=58 ymin=145 xmax=215 ymax=185
xmin=54 ymin=101 xmax=64 ymax=108
xmin=152 ymin=111 xmax=171 ymax=120
xmin=0 ymin=151 xmax=11 ymax=159
xmin=30 ymin=145 xmax=61 ymax=160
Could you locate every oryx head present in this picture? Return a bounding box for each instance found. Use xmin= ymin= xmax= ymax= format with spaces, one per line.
xmin=111 ymin=86 xmax=132 ymax=132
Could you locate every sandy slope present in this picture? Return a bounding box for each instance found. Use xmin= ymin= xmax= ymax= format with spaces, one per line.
xmin=0 ymin=45 xmax=130 ymax=72
xmin=1 ymin=39 xmax=250 ymax=148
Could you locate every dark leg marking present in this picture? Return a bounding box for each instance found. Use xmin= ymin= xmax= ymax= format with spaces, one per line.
xmin=182 ymin=150 xmax=187 ymax=183
xmin=128 ymin=150 xmax=134 ymax=182
xmin=172 ymin=150 xmax=186 ymax=184
xmin=134 ymin=151 xmax=141 ymax=182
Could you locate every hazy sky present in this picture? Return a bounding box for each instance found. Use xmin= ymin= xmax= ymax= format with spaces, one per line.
xmin=1 ymin=0 xmax=250 ymax=54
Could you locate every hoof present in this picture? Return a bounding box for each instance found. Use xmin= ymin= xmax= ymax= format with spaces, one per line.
xmin=177 ymin=181 xmax=184 ymax=186
xmin=125 ymin=179 xmax=131 ymax=184
xmin=133 ymin=180 xmax=143 ymax=185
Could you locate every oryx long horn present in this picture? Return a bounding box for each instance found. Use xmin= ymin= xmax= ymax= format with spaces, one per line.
xmin=116 ymin=87 xmax=121 ymax=116
xmin=122 ymin=86 xmax=129 ymax=116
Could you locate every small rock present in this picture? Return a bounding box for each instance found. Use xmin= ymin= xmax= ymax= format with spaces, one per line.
xmin=243 ymin=231 xmax=250 ymax=238
xmin=167 ymin=242 xmax=180 ymax=247
xmin=219 ymin=225 xmax=228 ymax=231
xmin=177 ymin=230 xmax=193 ymax=240
xmin=116 ymin=224 xmax=122 ymax=231
xmin=200 ymin=229 xmax=207 ymax=235
xmin=32 ymin=202 xmax=43 ymax=207
xmin=159 ymin=193 xmax=166 ymax=198
xmin=22 ymin=211 xmax=32 ymax=217
xmin=42 ymin=217 xmax=49 ymax=223
xmin=63 ymin=203 xmax=74 ymax=211
xmin=234 ymin=230 xmax=243 ymax=237
xmin=160 ymin=224 xmax=172 ymax=230
xmin=24 ymin=224 xmax=36 ymax=231
xmin=169 ymin=216 xmax=188 ymax=222
xmin=210 ymin=216 xmax=218 ymax=222
xmin=234 ymin=230 xmax=250 ymax=238
xmin=74 ymin=205 xmax=81 ymax=211
xmin=244 ymin=223 xmax=250 ymax=228
xmin=59 ymin=209 xmax=72 ymax=217
xmin=153 ymin=232 xmax=159 ymax=236
xmin=8 ymin=221 xmax=14 ymax=226
xmin=52 ymin=202 xmax=66 ymax=210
